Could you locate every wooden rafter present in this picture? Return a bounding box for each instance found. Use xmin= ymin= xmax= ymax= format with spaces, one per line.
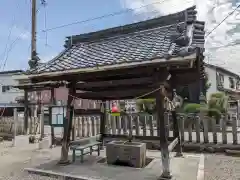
xmin=30 ymin=59 xmax=195 ymax=83
xmin=74 ymin=77 xmax=156 ymax=91
xmin=14 ymin=81 xmax=66 ymax=90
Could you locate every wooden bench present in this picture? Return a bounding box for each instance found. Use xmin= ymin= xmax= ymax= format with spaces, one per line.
xmin=70 ymin=136 xmax=101 ymax=163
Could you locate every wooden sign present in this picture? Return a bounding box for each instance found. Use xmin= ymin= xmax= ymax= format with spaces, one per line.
xmin=51 ymin=106 xmax=66 ymax=127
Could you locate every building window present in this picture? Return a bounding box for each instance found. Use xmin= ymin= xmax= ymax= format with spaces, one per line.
xmin=217 ymin=72 xmax=224 ymax=87
xmin=2 ymin=85 xmax=12 ymax=92
xmin=236 ymin=80 xmax=240 ymax=89
xmin=229 ymin=77 xmax=235 ymax=89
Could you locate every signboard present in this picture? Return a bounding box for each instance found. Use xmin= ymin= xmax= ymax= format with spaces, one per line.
xmin=51 ymin=106 xmax=66 ymax=127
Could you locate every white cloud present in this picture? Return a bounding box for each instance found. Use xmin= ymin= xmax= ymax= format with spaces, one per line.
xmin=12 ymin=26 xmax=31 ymax=40
xmin=120 ymin=0 xmax=240 ymax=74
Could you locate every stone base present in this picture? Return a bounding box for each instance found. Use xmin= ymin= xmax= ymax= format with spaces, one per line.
xmin=38 ymin=136 xmax=52 ymax=149
xmin=12 ymin=135 xmax=29 ymax=147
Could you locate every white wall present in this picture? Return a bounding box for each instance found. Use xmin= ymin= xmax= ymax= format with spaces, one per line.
xmin=0 ymin=74 xmax=24 ymax=104
xmin=205 ymin=66 xmax=218 ymax=100
xmin=205 ymin=65 xmax=239 ymax=100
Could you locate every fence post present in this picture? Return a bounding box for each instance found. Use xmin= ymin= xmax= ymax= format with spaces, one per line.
xmin=211 ymin=118 xmax=217 ymax=144
xmin=12 ymin=108 xmax=18 ymax=147
xmin=195 ymin=116 xmax=201 ymax=143
xmin=40 ymin=108 xmax=44 ymax=140
xmin=178 ymin=115 xmax=185 ymax=142
xmin=142 ymin=116 xmax=147 ymax=136
xmin=222 ymin=115 xmax=227 ymax=144
xmin=202 ymin=116 xmax=209 ymax=143
xmin=232 ymin=113 xmax=238 ymax=144
xmin=149 ymin=115 xmax=154 ymax=136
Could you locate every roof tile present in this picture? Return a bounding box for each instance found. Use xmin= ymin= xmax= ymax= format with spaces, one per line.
xmin=29 ymin=5 xmax=205 ymax=74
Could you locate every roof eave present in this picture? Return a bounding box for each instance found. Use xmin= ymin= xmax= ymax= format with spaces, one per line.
xmin=27 ymin=53 xmax=197 ymax=80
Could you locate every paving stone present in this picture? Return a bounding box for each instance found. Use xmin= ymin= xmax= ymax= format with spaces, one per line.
xmin=204 ymin=154 xmax=240 ymax=180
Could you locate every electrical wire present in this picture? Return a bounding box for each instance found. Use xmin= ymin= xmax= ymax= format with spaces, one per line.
xmin=2 ymin=1 xmax=240 ymax=110
xmin=63 ymin=4 xmax=240 ymax=103
xmin=42 ymin=0 xmax=168 ymax=32
xmin=205 ymin=4 xmax=240 ymax=38
xmin=0 ymin=1 xmax=44 ymax=71
xmin=0 ymin=0 xmax=21 ymax=70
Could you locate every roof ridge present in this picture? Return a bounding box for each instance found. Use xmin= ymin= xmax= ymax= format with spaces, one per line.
xmin=64 ymin=5 xmax=197 ymax=47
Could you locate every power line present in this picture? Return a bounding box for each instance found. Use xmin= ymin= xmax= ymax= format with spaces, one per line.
xmin=0 ymin=2 xmax=44 ymax=71
xmin=43 ymin=0 xmax=48 ymax=46
xmin=0 ymin=0 xmax=21 ymax=70
xmin=42 ymin=0 xmax=168 ymax=32
xmin=205 ymin=4 xmax=240 ymax=38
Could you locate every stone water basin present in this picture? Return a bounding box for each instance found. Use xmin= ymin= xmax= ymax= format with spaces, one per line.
xmin=106 ymin=141 xmax=146 ymax=168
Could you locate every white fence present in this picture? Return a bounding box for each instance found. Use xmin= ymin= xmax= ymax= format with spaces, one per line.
xmin=0 ymin=112 xmax=239 ymax=146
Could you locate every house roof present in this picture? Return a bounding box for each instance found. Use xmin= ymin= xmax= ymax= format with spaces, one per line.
xmin=204 ymin=63 xmax=240 ymax=78
xmin=28 ymin=5 xmax=205 ymax=75
xmin=0 ymin=70 xmax=23 ymax=75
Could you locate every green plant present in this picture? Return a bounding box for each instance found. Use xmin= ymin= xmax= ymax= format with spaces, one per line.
xmin=183 ymin=103 xmax=201 ymax=114
xmin=199 ymin=92 xmax=228 ymax=123
xmin=136 ymin=98 xmax=156 ymax=114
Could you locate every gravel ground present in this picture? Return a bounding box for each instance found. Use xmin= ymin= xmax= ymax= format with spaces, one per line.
xmin=204 ymin=154 xmax=240 ymax=180
xmin=2 ymin=140 xmax=240 ymax=180
xmin=0 ymin=142 xmax=60 ymax=180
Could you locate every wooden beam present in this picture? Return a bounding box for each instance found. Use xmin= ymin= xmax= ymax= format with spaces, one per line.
xmin=75 ymin=87 xmax=160 ymax=100
xmin=168 ymin=137 xmax=178 ymax=152
xmin=74 ymin=77 xmax=156 ymax=91
xmin=14 ymin=81 xmax=66 ymax=90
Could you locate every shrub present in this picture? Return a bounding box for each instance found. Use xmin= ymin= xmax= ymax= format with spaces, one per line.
xmin=183 ymin=103 xmax=201 ymax=114
xmin=136 ymin=98 xmax=156 ymax=114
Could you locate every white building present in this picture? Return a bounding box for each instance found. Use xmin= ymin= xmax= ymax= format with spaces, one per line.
xmin=205 ymin=63 xmax=240 ymax=100
xmin=0 ymin=70 xmax=24 ymax=104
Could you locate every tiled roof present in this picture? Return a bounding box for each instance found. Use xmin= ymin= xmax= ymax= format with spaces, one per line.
xmin=29 ymin=5 xmax=205 ymax=74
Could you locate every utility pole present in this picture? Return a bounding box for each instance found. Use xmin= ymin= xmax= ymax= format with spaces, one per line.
xmin=26 ymin=0 xmax=45 ymax=135
xmin=31 ymin=0 xmax=37 ymax=63
xmin=24 ymin=0 xmax=39 ymax=134
xmin=28 ymin=0 xmax=40 ymax=68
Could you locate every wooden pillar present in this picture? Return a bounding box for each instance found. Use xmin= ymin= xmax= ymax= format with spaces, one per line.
xmin=100 ymin=101 xmax=106 ymax=149
xmin=171 ymin=82 xmax=183 ymax=157
xmin=171 ymin=110 xmax=183 ymax=157
xmin=156 ymin=86 xmax=172 ymax=179
xmin=59 ymin=83 xmax=75 ymax=164
xmin=24 ymin=90 xmax=29 ymax=134
xmin=50 ymin=88 xmax=55 ymax=146
xmin=12 ymin=108 xmax=18 ymax=147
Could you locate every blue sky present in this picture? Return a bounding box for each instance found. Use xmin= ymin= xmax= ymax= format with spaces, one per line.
xmin=0 ymin=0 xmax=144 ymax=71
xmin=0 ymin=0 xmax=239 ymax=73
